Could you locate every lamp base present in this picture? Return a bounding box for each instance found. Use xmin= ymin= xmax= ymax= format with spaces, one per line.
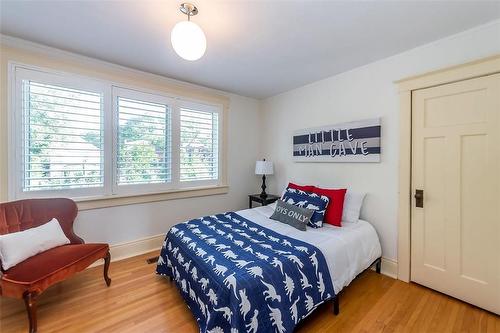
xmin=260 ymin=175 xmax=267 ymax=199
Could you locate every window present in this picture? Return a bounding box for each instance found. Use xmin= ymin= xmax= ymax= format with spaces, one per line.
xmin=114 ymin=88 xmax=173 ymax=194
xmin=11 ymin=68 xmax=107 ymax=198
xmin=10 ymin=65 xmax=224 ymax=200
xmin=180 ymin=104 xmax=219 ymax=184
xmin=22 ymin=81 xmax=104 ymax=191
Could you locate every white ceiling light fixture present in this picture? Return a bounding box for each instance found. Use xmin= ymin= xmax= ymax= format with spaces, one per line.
xmin=171 ymin=3 xmax=207 ymax=61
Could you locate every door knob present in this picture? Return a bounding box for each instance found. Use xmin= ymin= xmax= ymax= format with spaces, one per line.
xmin=415 ymin=189 xmax=424 ymax=208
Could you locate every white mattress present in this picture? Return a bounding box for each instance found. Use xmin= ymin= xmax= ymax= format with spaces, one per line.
xmin=237 ymin=204 xmax=382 ymax=294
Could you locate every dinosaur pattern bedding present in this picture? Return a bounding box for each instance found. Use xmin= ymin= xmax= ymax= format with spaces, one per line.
xmin=156 ymin=212 xmax=335 ymax=333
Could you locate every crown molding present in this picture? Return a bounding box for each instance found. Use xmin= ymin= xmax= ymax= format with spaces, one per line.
xmin=0 ymin=34 xmax=231 ymax=100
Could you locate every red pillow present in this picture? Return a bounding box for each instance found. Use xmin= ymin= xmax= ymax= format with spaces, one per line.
xmin=287 ymin=182 xmax=315 ymax=193
xmin=312 ymin=187 xmax=347 ymax=227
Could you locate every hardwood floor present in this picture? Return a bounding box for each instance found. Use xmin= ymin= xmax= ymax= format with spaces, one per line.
xmin=1 ymin=252 xmax=498 ymax=333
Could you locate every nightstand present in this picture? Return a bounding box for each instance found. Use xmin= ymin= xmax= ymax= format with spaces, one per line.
xmin=248 ymin=194 xmax=280 ymax=208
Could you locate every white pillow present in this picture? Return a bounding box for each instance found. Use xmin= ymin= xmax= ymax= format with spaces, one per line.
xmin=0 ymin=218 xmax=70 ymax=270
xmin=342 ymin=191 xmax=366 ymax=223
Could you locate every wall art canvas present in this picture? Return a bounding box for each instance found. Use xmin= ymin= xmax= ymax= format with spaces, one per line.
xmin=293 ymin=118 xmax=381 ymax=162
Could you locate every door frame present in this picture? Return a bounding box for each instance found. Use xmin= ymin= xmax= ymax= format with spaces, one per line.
xmin=396 ymin=54 xmax=500 ymax=282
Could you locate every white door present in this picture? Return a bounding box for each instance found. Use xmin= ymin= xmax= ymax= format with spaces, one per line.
xmin=411 ymin=73 xmax=500 ymax=314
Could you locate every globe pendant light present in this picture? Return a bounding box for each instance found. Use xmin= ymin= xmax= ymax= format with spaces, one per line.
xmin=171 ymin=3 xmax=207 ymax=61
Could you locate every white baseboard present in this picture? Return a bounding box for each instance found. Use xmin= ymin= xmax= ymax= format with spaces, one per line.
xmin=89 ymin=234 xmax=165 ymax=268
xmin=370 ymin=257 xmax=398 ymax=279
xmin=381 ymin=257 xmax=398 ymax=279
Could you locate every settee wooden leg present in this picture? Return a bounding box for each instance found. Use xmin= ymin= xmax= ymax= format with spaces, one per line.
xmin=376 ymin=257 xmax=382 ymax=274
xmin=103 ymin=251 xmax=112 ymax=287
xmin=23 ymin=291 xmax=38 ymax=333
xmin=333 ymin=295 xmax=340 ymax=315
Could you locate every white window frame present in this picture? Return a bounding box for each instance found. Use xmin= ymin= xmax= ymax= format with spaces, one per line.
xmin=9 ymin=65 xmax=111 ymax=199
xmin=177 ymin=99 xmax=223 ymax=188
xmin=8 ymin=63 xmax=224 ymax=201
xmin=112 ymin=86 xmax=177 ymax=196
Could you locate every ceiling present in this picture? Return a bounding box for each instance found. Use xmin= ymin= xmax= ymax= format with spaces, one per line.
xmin=1 ymin=1 xmax=499 ymax=99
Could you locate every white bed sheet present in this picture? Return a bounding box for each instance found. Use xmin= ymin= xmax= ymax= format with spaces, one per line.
xmin=237 ymin=204 xmax=382 ymax=294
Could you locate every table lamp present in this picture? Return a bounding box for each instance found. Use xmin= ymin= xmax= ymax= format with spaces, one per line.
xmin=255 ymin=159 xmax=274 ymax=199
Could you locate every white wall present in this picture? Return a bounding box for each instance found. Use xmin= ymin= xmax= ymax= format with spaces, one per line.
xmin=75 ymin=94 xmax=261 ymax=245
xmin=261 ymin=20 xmax=500 ymax=262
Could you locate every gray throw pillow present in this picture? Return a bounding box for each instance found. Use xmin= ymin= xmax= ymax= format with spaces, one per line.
xmin=270 ymin=199 xmax=314 ymax=231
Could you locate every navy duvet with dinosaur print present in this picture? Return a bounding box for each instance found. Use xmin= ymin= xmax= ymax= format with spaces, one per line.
xmin=157 ymin=211 xmax=335 ymax=333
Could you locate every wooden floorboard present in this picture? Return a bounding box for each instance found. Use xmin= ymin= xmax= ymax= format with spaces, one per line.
xmin=1 ymin=251 xmax=498 ymax=332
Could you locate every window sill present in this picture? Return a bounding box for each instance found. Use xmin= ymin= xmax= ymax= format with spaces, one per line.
xmin=74 ymin=185 xmax=229 ymax=211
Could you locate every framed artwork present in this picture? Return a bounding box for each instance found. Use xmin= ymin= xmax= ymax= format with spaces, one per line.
xmin=293 ymin=118 xmax=381 ymax=162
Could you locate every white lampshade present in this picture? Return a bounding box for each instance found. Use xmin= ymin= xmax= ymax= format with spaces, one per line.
xmin=255 ymin=160 xmax=274 ymax=175
xmin=171 ymin=20 xmax=207 ymax=61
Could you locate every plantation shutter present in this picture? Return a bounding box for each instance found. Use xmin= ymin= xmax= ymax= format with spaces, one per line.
xmin=116 ymin=97 xmax=171 ymax=185
xmin=13 ymin=66 xmax=224 ymax=199
xmin=180 ymin=106 xmax=219 ymax=182
xmin=21 ymin=80 xmax=104 ymax=191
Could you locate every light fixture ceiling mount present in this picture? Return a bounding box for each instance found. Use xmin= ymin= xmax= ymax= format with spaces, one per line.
xmin=179 ymin=3 xmax=198 ymax=17
xmin=171 ymin=2 xmax=206 ymax=61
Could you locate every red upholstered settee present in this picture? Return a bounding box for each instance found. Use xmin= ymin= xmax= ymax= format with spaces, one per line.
xmin=0 ymin=198 xmax=111 ymax=333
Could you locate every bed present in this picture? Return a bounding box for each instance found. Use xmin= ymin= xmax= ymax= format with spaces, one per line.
xmin=157 ymin=203 xmax=382 ymax=333
xmin=240 ymin=204 xmax=382 ymax=294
